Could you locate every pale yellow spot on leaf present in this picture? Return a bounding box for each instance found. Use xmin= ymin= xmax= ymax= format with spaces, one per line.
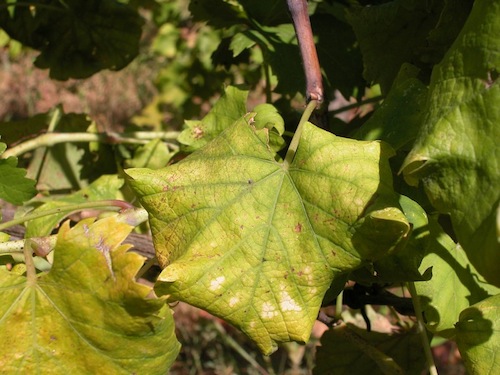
xmin=261 ymin=302 xmax=279 ymax=319
xmin=280 ymin=291 xmax=301 ymax=312
xmin=209 ymin=276 xmax=225 ymax=291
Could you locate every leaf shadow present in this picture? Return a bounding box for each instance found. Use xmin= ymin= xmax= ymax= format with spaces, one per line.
xmin=427 ymin=223 xmax=493 ymax=306
xmin=456 ymin=307 xmax=493 ymax=346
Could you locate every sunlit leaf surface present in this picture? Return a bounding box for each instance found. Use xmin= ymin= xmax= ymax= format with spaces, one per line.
xmin=127 ymin=111 xmax=409 ymax=353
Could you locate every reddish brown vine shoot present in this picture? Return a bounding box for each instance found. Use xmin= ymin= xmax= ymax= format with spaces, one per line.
xmin=287 ymin=0 xmax=324 ymax=104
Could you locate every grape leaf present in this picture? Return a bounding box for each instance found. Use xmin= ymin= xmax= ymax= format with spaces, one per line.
xmin=456 ymin=294 xmax=500 ymax=375
xmin=178 ymin=85 xmax=248 ymax=151
xmin=260 ymin=24 xmax=305 ymax=99
xmin=346 ymin=0 xmax=469 ymax=93
xmin=355 ymin=64 xmax=428 ymax=150
xmin=0 ymin=0 xmax=143 ymax=80
xmin=315 ymin=324 xmax=426 ymax=375
xmin=127 ymin=114 xmax=409 ymax=354
xmin=402 ymin=0 xmax=500 ymax=286
xmin=125 ymin=139 xmax=173 ymax=169
xmin=0 ymin=216 xmax=180 ymax=374
xmin=3 ymin=110 xmax=116 ymax=192
xmin=415 ymin=218 xmax=499 ymax=337
xmin=361 ymin=195 xmax=431 ymax=283
xmin=189 ymin=0 xmax=247 ymax=28
xmin=238 ymin=0 xmax=289 ymax=26
xmin=0 ymin=142 xmax=36 ymax=205
xmin=230 ymin=31 xmax=257 ymax=57
xmin=0 ymin=113 xmax=48 ymax=146
xmin=25 ymin=174 xmax=124 ymax=237
xmin=312 ymin=12 xmax=365 ymax=100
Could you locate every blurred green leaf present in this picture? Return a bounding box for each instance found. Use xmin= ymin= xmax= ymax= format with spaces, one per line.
xmin=402 ymin=0 xmax=500 ymax=286
xmin=0 ymin=142 xmax=36 ymax=205
xmin=312 ymin=12 xmax=366 ymax=99
xmin=127 ymin=118 xmax=409 ymax=354
xmin=238 ymin=0 xmax=290 ymax=26
xmin=189 ymin=0 xmax=247 ymax=28
xmin=0 ymin=0 xmax=143 ymax=80
xmin=456 ymin=294 xmax=500 ymax=375
xmin=0 ymin=216 xmax=180 ymax=374
xmin=355 ymin=64 xmax=428 ymax=150
xmin=260 ymin=24 xmax=304 ymax=98
xmin=26 ymin=113 xmax=93 ymax=191
xmin=346 ymin=0 xmax=470 ymax=93
xmin=0 ymin=113 xmax=48 ymax=146
xmin=25 ymin=175 xmax=124 ymax=237
xmin=125 ymin=139 xmax=173 ymax=170
xmin=230 ymin=32 xmax=257 ymax=57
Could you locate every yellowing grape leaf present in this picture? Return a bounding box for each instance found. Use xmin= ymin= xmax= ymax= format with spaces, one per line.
xmin=127 ymin=111 xmax=409 ymax=354
xmin=0 ymin=216 xmax=180 ymax=374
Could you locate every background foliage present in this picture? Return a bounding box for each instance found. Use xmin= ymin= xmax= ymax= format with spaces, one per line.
xmin=0 ymin=0 xmax=498 ymax=373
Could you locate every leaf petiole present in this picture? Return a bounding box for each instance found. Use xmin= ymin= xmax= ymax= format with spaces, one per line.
xmin=283 ymin=99 xmax=317 ymax=168
xmin=2 ymin=131 xmax=180 ymax=158
xmin=408 ymin=282 xmax=438 ymax=375
xmin=0 ymin=200 xmax=133 ymax=231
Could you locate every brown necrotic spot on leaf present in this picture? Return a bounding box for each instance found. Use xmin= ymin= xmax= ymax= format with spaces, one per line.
xmin=193 ymin=126 xmax=204 ymax=139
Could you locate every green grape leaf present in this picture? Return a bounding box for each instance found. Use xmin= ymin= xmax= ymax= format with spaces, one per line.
xmin=415 ymin=218 xmax=499 ymax=337
xmin=189 ymin=0 xmax=247 ymax=28
xmin=355 ymin=64 xmax=428 ymax=150
xmin=346 ymin=0 xmax=468 ymax=93
xmin=260 ymin=24 xmax=305 ymax=98
xmin=230 ymin=32 xmax=257 ymax=57
xmin=0 ymin=0 xmax=143 ymax=80
xmin=365 ymin=195 xmax=431 ymax=283
xmin=125 ymin=139 xmax=173 ymax=170
xmin=238 ymin=0 xmax=290 ymax=26
xmin=402 ymin=0 xmax=500 ymax=286
xmin=0 ymin=113 xmax=48 ymax=146
xmin=178 ymin=85 xmax=248 ymax=150
xmin=456 ymin=294 xmax=500 ymax=375
xmin=127 ymin=118 xmax=409 ymax=354
xmin=22 ymin=108 xmax=116 ymax=191
xmin=25 ymin=174 xmax=124 ymax=237
xmin=251 ymin=103 xmax=284 ymax=135
xmin=0 ymin=142 xmax=36 ymax=205
xmin=250 ymin=103 xmax=286 ymax=153
xmin=314 ymin=324 xmax=426 ymax=375
xmin=312 ymin=13 xmax=365 ymax=99
xmin=0 ymin=216 xmax=180 ymax=374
